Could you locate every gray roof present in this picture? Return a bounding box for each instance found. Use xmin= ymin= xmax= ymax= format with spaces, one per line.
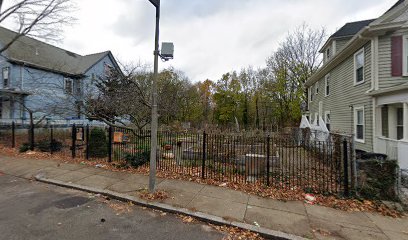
xmin=330 ymin=19 xmax=375 ymax=39
xmin=0 ymin=26 xmax=111 ymax=77
xmin=386 ymin=0 xmax=405 ymax=13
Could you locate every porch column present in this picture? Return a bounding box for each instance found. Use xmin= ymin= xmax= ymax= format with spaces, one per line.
xmin=389 ymin=105 xmax=398 ymax=139
xmin=404 ymin=102 xmax=408 ymax=141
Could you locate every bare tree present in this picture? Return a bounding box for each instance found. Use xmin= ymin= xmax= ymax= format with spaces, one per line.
xmin=0 ymin=0 xmax=77 ymax=53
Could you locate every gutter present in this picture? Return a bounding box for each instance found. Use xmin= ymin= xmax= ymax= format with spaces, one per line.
xmin=8 ymin=58 xmax=86 ymax=79
xmin=305 ymin=20 xmax=406 ymax=88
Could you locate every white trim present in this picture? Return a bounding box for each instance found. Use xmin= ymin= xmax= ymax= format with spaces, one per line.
xmin=353 ymin=48 xmax=365 ymax=86
xmin=332 ymin=40 xmax=337 ymax=55
xmin=403 ymin=35 xmax=408 ymax=76
xmin=373 ymin=37 xmax=379 ymax=90
xmin=310 ymin=85 xmax=314 ymax=102
xmin=314 ymin=112 xmax=319 ymax=126
xmin=325 ymin=74 xmax=330 ymax=97
xmin=354 ymin=106 xmax=365 ymax=143
xmin=403 ymin=102 xmax=408 ymax=141
xmin=373 ymin=98 xmax=377 ymax=152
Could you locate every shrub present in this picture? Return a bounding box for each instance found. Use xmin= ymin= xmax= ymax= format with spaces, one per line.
xmin=19 ymin=143 xmax=31 ymax=153
xmin=124 ymin=150 xmax=149 ymax=168
xmin=36 ymin=139 xmax=62 ymax=152
xmin=88 ymin=128 xmax=108 ymax=158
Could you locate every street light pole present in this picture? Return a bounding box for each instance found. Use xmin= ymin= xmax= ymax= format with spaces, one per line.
xmin=148 ymin=0 xmax=160 ymax=193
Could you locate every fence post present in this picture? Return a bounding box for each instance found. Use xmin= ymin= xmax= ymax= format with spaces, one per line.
xmin=343 ymin=139 xmax=349 ymax=197
xmin=202 ymin=131 xmax=207 ymax=179
xmin=50 ymin=125 xmax=54 ymax=155
xmin=108 ymin=126 xmax=113 ymax=162
xmin=11 ymin=121 xmax=15 ymax=148
xmin=29 ymin=121 xmax=35 ymax=151
xmin=267 ymin=135 xmax=270 ymax=186
xmin=85 ymin=125 xmax=90 ymax=160
xmin=71 ymin=124 xmax=76 ymax=158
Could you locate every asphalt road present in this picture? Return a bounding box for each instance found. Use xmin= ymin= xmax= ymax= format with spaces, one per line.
xmin=0 ymin=174 xmax=225 ymax=240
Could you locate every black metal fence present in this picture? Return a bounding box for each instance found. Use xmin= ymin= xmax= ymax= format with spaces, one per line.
xmin=0 ymin=123 xmax=354 ymax=196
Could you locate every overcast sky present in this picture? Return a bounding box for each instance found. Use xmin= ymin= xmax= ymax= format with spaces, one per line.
xmin=35 ymin=0 xmax=403 ymax=81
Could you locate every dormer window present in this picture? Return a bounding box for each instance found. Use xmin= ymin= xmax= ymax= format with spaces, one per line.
xmin=326 ymin=48 xmax=331 ymax=60
xmin=2 ymin=67 xmax=9 ymax=88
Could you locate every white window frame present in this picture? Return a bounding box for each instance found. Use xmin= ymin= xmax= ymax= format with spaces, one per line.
xmin=64 ymin=78 xmax=73 ymax=94
xmin=403 ymin=35 xmax=408 ymax=76
xmin=354 ymin=48 xmax=365 ymax=85
xmin=354 ymin=106 xmax=365 ymax=143
xmin=325 ymin=111 xmax=331 ymax=131
xmin=325 ymin=74 xmax=330 ymax=97
xmin=315 ymin=112 xmax=319 ymax=126
xmin=315 ymin=81 xmax=319 ymax=95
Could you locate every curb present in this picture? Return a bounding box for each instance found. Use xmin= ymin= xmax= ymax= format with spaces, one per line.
xmin=35 ymin=176 xmax=305 ymax=240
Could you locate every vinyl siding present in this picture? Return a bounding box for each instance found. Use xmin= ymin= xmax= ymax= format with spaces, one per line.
xmin=378 ymin=34 xmax=408 ymax=89
xmin=335 ymin=38 xmax=352 ymax=53
xmin=308 ymin=42 xmax=373 ymax=152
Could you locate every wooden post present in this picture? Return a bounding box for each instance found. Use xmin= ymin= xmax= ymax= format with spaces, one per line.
xmin=343 ymin=139 xmax=349 ymax=197
xmin=11 ymin=121 xmax=15 ymax=148
xmin=86 ymin=125 xmax=90 ymax=160
xmin=71 ymin=124 xmax=76 ymax=158
xmin=108 ymin=126 xmax=113 ymax=162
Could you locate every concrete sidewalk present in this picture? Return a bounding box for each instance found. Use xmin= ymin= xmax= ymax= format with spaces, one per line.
xmin=0 ymin=156 xmax=407 ymax=240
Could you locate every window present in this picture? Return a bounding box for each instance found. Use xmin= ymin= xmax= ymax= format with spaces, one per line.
xmin=354 ymin=49 xmax=364 ymax=84
xmin=2 ymin=67 xmax=9 ymax=88
xmin=326 ymin=48 xmax=331 ymax=60
xmin=64 ymin=78 xmax=73 ymax=94
xmin=315 ymin=82 xmax=319 ymax=95
xmin=325 ymin=111 xmax=331 ymax=131
xmin=104 ymin=63 xmax=113 ymax=76
xmin=354 ymin=107 xmax=365 ymax=142
xmin=325 ymin=74 xmax=330 ymax=96
xmin=76 ymin=83 xmax=81 ymax=96
xmin=315 ymin=112 xmax=319 ymax=126
xmin=381 ymin=105 xmax=389 ymax=138
xmin=397 ymin=108 xmax=403 ymax=140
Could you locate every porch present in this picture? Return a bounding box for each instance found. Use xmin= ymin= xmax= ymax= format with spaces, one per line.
xmin=374 ymin=96 xmax=408 ymax=169
xmin=0 ymin=89 xmax=29 ymax=122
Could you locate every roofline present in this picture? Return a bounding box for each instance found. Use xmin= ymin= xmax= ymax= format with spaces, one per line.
xmin=306 ymin=22 xmax=405 ymax=87
xmin=82 ymin=51 xmax=124 ymax=77
xmin=306 ymin=2 xmax=408 ymax=87
xmin=8 ymin=58 xmax=84 ymax=79
xmin=319 ymin=19 xmax=376 ymax=53
xmin=319 ymin=36 xmax=354 ymax=53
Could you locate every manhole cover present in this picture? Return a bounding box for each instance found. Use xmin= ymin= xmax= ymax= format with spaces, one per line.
xmin=54 ymin=196 xmax=90 ymax=209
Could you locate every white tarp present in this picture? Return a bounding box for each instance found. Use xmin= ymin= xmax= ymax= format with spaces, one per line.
xmin=299 ymin=115 xmax=330 ymax=142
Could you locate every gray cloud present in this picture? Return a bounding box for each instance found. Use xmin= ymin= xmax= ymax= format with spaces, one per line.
xmin=62 ymin=0 xmax=397 ymax=82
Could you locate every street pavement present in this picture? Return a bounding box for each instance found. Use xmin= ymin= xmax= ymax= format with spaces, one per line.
xmin=0 ymin=174 xmax=225 ymax=240
xmin=1 ymin=155 xmax=408 ymax=240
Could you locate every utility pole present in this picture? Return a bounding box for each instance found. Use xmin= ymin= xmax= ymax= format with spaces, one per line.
xmin=148 ymin=0 xmax=160 ymax=193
